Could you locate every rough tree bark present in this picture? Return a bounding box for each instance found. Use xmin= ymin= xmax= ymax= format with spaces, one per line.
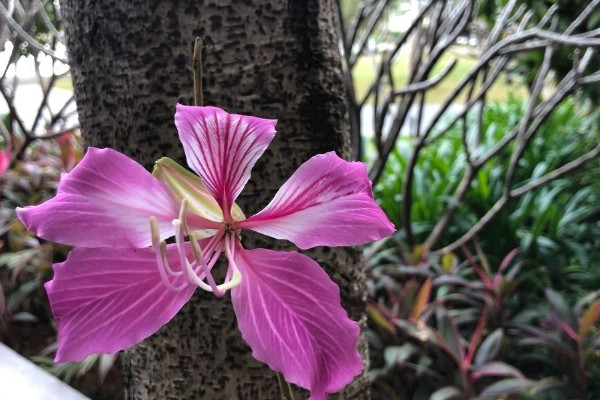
xmin=61 ymin=0 xmax=370 ymax=398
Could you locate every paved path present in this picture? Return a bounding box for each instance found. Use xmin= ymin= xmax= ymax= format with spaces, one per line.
xmin=0 ymin=343 xmax=90 ymax=400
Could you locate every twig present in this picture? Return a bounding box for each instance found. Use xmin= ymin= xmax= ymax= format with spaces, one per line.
xmin=349 ymin=0 xmax=391 ymax=67
xmin=33 ymin=0 xmax=63 ymax=39
xmin=0 ymin=1 xmax=67 ymax=63
xmin=13 ymin=125 xmax=79 ymax=161
xmin=193 ymin=37 xmax=203 ymax=106
xmin=510 ymin=145 xmax=600 ymax=198
xmin=435 ymin=144 xmax=600 ymax=255
xmin=393 ymin=59 xmax=457 ymax=97
xmin=345 ymin=0 xmax=369 ymax=59
xmin=369 ymin=0 xmax=475 ymax=182
xmin=504 ymin=41 xmax=555 ymax=192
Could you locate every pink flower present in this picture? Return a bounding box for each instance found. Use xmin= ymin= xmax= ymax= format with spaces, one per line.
xmin=16 ymin=105 xmax=394 ymax=399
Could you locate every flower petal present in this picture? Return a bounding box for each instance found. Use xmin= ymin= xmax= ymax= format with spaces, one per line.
xmin=46 ymin=245 xmax=195 ymax=362
xmin=238 ymin=152 xmax=395 ymax=249
xmin=231 ymin=247 xmax=362 ymax=399
xmin=16 ymin=147 xmax=215 ymax=248
xmin=175 ymin=104 xmax=276 ymax=217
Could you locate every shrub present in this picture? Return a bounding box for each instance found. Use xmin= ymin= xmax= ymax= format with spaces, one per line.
xmin=372 ymin=98 xmax=600 ymax=274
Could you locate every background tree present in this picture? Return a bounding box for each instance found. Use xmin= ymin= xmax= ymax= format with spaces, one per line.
xmin=60 ymin=0 xmax=370 ymax=399
xmin=340 ymin=0 xmax=600 ymax=254
xmin=477 ymin=0 xmax=600 ymax=102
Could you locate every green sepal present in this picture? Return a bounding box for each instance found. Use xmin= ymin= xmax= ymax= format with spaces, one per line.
xmin=153 ymin=157 xmax=245 ymax=222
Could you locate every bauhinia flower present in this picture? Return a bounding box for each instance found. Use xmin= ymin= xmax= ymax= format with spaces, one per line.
xmin=16 ymin=105 xmax=395 ymax=399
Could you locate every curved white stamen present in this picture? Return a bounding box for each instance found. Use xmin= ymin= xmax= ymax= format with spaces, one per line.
xmin=178 ymin=198 xmax=190 ymax=235
xmin=149 ymin=217 xmax=186 ymax=291
xmin=150 ymin=217 xmax=183 ymax=277
xmin=219 ymin=270 xmax=242 ymax=291
xmin=222 ymin=233 xmax=243 ymax=291
xmin=173 ymin=219 xmax=214 ymax=292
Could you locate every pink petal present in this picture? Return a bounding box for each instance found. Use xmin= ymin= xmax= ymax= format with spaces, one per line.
xmin=175 ymin=104 xmax=276 ymax=217
xmin=238 ymin=152 xmax=395 ymax=249
xmin=230 ymin=247 xmax=362 ymax=398
xmin=46 ymin=245 xmax=195 ymax=362
xmin=16 ymin=147 xmax=210 ymax=248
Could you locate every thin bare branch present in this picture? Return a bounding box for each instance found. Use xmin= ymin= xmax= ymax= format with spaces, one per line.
xmin=504 ymin=43 xmax=555 ymax=192
xmin=392 ymin=59 xmax=457 ymax=96
xmin=485 ymin=0 xmax=518 ymax=49
xmin=565 ymin=0 xmax=600 ymax=35
xmin=33 ymin=0 xmax=63 ymax=39
xmin=510 ymin=145 xmax=600 ymax=198
xmin=349 ymin=0 xmax=391 ymax=67
xmin=0 ymin=2 xmax=67 ymax=63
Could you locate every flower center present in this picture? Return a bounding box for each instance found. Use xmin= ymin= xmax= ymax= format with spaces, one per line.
xmin=149 ymin=199 xmax=242 ymax=295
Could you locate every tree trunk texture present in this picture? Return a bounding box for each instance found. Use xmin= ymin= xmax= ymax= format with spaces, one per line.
xmin=61 ymin=0 xmax=370 ymax=398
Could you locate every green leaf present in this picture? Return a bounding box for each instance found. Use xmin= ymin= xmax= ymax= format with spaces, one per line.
xmin=411 ymin=277 xmax=432 ymax=320
xmin=10 ymin=311 xmax=38 ymax=322
xmin=441 ymin=252 xmax=457 ymax=273
xmin=480 ymin=379 xmax=533 ymax=399
xmin=587 ymin=10 xmax=600 ymax=30
xmin=435 ymin=308 xmax=463 ymax=364
xmin=545 ymin=289 xmax=578 ymax=332
xmin=472 ymin=361 xmax=524 ymax=380
xmin=367 ymin=304 xmax=394 ymax=334
xmin=473 ymin=328 xmax=504 ymax=366
xmin=384 ymin=343 xmax=416 ymax=367
xmin=410 ymin=245 xmax=426 ymax=265
xmin=429 ymin=386 xmax=461 ymax=400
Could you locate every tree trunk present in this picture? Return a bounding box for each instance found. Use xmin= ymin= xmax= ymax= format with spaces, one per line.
xmin=61 ymin=0 xmax=370 ymax=398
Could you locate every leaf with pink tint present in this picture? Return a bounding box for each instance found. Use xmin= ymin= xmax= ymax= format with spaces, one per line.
xmin=471 ymin=361 xmax=525 ymax=380
xmin=230 ymin=247 xmax=362 ymax=400
xmin=238 ymin=152 xmax=395 ymax=249
xmin=16 ymin=147 xmax=218 ymax=248
xmin=175 ymin=105 xmax=276 ymax=217
xmin=0 ymin=146 xmax=10 ymax=175
xmin=46 ymin=245 xmax=195 ymax=362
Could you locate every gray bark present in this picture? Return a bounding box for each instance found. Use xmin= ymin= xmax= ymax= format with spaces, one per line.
xmin=61 ymin=0 xmax=370 ymax=398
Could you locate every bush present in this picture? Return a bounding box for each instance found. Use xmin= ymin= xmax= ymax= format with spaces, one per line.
xmin=372 ymin=98 xmax=600 ymax=275
xmin=365 ymin=243 xmax=600 ymax=399
xmin=366 ymin=98 xmax=600 ymax=398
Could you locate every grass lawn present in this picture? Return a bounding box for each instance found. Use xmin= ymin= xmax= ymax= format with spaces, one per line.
xmin=352 ymin=49 xmax=528 ymax=104
xmin=55 ymin=76 xmax=73 ymax=91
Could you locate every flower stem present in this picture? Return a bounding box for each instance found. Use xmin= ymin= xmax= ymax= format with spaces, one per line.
xmin=193 ymin=37 xmax=204 ymax=106
xmin=276 ymin=372 xmax=294 ymax=400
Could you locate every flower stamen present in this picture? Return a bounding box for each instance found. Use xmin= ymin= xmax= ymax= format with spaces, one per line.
xmin=189 ymin=231 xmax=225 ymax=297
xmin=172 ymin=219 xmax=214 ymax=292
xmin=222 ymin=232 xmax=242 ymax=291
xmin=149 ymin=216 xmax=187 ymax=291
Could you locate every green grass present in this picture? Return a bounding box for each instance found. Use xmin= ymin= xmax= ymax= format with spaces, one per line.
xmin=352 ymin=49 xmax=527 ymax=104
xmin=55 ymin=76 xmax=73 ymax=91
